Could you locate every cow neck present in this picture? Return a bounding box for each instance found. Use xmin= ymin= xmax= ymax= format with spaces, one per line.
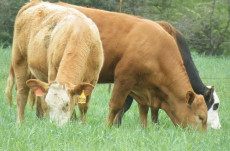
xmin=56 ymin=42 xmax=89 ymax=85
xmin=160 ymin=74 xmax=193 ymax=126
xmin=185 ymin=60 xmax=207 ymax=95
xmin=160 ymin=48 xmax=193 ymax=101
xmin=175 ymin=31 xmax=207 ymax=95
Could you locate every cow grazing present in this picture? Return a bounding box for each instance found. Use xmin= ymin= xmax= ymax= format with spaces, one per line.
xmin=5 ymin=0 xmax=104 ymax=125
xmin=57 ymin=2 xmax=208 ymax=131
xmin=115 ymin=21 xmax=221 ymax=129
xmin=156 ymin=22 xmax=221 ymax=129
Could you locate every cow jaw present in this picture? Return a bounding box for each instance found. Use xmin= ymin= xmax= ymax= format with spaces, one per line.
xmin=45 ymin=83 xmax=71 ymax=126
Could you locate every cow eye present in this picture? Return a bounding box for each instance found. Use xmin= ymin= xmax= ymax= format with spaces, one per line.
xmin=213 ymin=103 xmax=219 ymax=110
xmin=199 ymin=116 xmax=204 ymax=121
xmin=62 ymin=103 xmax=69 ymax=112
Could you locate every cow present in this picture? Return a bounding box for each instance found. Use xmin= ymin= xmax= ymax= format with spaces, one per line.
xmin=5 ymin=0 xmax=104 ymax=125
xmin=57 ymin=2 xmax=208 ymax=131
xmin=6 ymin=2 xmax=207 ymax=130
xmin=114 ymin=21 xmax=221 ymax=129
xmin=153 ymin=22 xmax=221 ymax=129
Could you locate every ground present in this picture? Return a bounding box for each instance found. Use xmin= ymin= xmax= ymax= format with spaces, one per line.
xmin=0 ymin=46 xmax=230 ymax=151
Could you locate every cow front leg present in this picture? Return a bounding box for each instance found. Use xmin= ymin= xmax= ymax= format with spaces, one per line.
xmin=138 ymin=103 xmax=149 ymax=128
xmin=114 ymin=95 xmax=133 ymax=126
xmin=14 ymin=66 xmax=30 ymax=122
xmin=70 ymin=109 xmax=77 ymax=121
xmin=78 ymin=95 xmax=91 ymax=123
xmin=16 ymin=86 xmax=29 ymax=122
xmin=107 ymin=78 xmax=135 ymax=127
xmin=36 ymin=96 xmax=49 ymax=118
xmin=36 ymin=96 xmax=44 ymax=118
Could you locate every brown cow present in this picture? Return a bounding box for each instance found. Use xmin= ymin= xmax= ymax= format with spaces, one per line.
xmin=6 ymin=0 xmax=104 ymax=125
xmin=56 ymin=2 xmax=207 ymax=130
xmin=114 ymin=21 xmax=221 ymax=129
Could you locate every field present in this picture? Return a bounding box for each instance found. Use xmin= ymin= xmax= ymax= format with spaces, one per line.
xmin=0 ymin=46 xmax=230 ymax=151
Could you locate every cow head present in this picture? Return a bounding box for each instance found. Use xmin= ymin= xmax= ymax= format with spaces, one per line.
xmin=26 ymin=79 xmax=94 ymax=125
xmin=205 ymin=86 xmax=221 ymax=129
xmin=166 ymin=91 xmax=207 ymax=131
xmin=184 ymin=92 xmax=207 ymax=131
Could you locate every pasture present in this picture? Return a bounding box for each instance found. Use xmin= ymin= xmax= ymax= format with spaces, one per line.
xmin=0 ymin=46 xmax=230 ymax=151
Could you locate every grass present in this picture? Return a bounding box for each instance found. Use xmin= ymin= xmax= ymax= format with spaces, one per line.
xmin=0 ymin=46 xmax=230 ymax=151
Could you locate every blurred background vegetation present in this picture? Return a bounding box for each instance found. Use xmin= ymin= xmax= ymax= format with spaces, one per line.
xmin=0 ymin=0 xmax=229 ymax=56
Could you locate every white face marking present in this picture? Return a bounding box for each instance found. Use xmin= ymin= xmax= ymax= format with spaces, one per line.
xmin=207 ymin=86 xmax=221 ymax=129
xmin=45 ymin=83 xmax=71 ymax=126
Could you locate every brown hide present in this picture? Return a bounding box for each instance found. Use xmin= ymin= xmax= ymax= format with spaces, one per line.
xmin=56 ymin=2 xmax=207 ymax=130
xmin=8 ymin=1 xmax=103 ymax=123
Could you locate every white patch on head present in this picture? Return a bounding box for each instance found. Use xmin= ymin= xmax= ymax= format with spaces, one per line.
xmin=45 ymin=83 xmax=71 ymax=126
xmin=207 ymin=86 xmax=221 ymax=129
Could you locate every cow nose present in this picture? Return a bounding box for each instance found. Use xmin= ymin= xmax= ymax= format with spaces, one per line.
xmin=211 ymin=123 xmax=221 ymax=129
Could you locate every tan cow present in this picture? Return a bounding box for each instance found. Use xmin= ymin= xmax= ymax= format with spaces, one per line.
xmin=56 ymin=2 xmax=208 ymax=130
xmin=6 ymin=0 xmax=104 ymax=125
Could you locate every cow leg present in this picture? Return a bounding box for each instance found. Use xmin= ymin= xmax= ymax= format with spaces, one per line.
xmin=16 ymin=83 xmax=29 ymax=122
xmin=13 ymin=61 xmax=30 ymax=122
xmin=28 ymin=90 xmax=36 ymax=109
xmin=78 ymin=95 xmax=91 ymax=123
xmin=28 ymin=78 xmax=45 ymax=118
xmin=36 ymin=95 xmax=49 ymax=118
xmin=107 ymin=77 xmax=135 ymax=127
xmin=77 ymin=78 xmax=98 ymax=123
xmin=114 ymin=95 xmax=133 ymax=126
xmin=151 ymin=107 xmax=159 ymax=124
xmin=70 ymin=109 xmax=77 ymax=121
xmin=36 ymin=96 xmax=44 ymax=118
xmin=138 ymin=103 xmax=149 ymax=128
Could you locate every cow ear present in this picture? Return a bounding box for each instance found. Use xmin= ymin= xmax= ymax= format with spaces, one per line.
xmin=26 ymin=79 xmax=49 ymax=96
xmin=185 ymin=91 xmax=195 ymax=105
xmin=204 ymin=86 xmax=214 ymax=103
xmin=69 ymin=83 xmax=94 ymax=96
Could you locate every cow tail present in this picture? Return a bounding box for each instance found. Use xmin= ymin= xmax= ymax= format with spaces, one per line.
xmin=5 ymin=64 xmax=15 ymax=106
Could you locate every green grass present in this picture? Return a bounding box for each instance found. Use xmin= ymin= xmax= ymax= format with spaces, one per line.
xmin=1 ymin=46 xmax=230 ymax=151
